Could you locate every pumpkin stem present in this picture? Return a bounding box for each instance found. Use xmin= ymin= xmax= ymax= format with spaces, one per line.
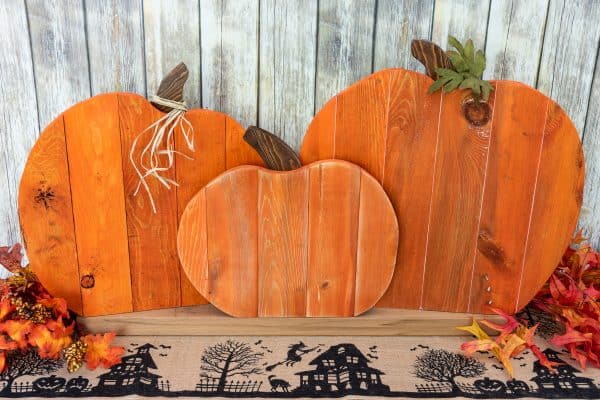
xmin=410 ymin=39 xmax=453 ymax=80
xmin=152 ymin=62 xmax=189 ymax=113
xmin=243 ymin=126 xmax=302 ymax=171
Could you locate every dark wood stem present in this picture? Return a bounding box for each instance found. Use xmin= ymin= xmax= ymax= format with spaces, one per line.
xmin=243 ymin=126 xmax=301 ymax=171
xmin=410 ymin=39 xmax=453 ymax=80
xmin=152 ymin=62 xmax=189 ymax=113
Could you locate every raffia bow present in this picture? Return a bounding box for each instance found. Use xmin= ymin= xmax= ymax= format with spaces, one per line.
xmin=129 ymin=95 xmax=195 ymax=213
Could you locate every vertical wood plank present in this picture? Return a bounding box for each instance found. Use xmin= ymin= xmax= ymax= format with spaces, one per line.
xmin=483 ymin=0 xmax=548 ymax=85
xmin=315 ymin=0 xmax=376 ymax=111
xmin=257 ymin=169 xmax=308 ymax=317
xmin=18 ymin=117 xmax=82 ymax=314
xmin=175 ymin=110 xmax=226 ymax=306
xmin=201 ymin=0 xmax=258 ymax=127
xmin=0 ymin=1 xmax=39 ymax=256
xmin=306 ymin=162 xmax=360 ymax=317
xmin=431 ymin=0 xmax=491 ymax=48
xmin=299 ymin=98 xmax=336 ymax=165
xmin=517 ymin=102 xmax=584 ymax=311
xmin=118 ymin=94 xmax=181 ymax=311
xmin=63 ymin=94 xmax=132 ymax=316
xmin=581 ymin=50 xmax=600 ymax=247
xmin=376 ymin=71 xmax=442 ymax=309
xmin=536 ymin=0 xmax=600 ymax=133
xmin=26 ymin=0 xmax=91 ymax=128
xmin=85 ymin=0 xmax=146 ymax=95
xmin=469 ymin=82 xmax=549 ymax=313
xmin=334 ymin=71 xmax=389 ymax=182
xmin=259 ymin=0 xmax=318 ymax=149
xmin=143 ymin=0 xmax=201 ymax=108
xmin=373 ymin=0 xmax=435 ymax=72
xmin=421 ymin=88 xmax=496 ymax=312
xmin=355 ymin=170 xmax=398 ymax=315
xmin=205 ymin=168 xmax=259 ymax=317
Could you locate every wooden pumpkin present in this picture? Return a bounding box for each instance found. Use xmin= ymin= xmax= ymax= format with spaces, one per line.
xmin=177 ymin=159 xmax=399 ymax=317
xmin=300 ymin=41 xmax=584 ymax=314
xmin=18 ymin=64 xmax=263 ymax=316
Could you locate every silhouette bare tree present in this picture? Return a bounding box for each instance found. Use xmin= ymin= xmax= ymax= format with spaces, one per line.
xmin=0 ymin=350 xmax=62 ymax=393
xmin=200 ymin=340 xmax=263 ymax=393
xmin=413 ymin=349 xmax=485 ymax=392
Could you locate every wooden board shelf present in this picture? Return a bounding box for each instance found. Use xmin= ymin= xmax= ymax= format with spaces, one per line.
xmin=77 ymin=305 xmax=501 ymax=336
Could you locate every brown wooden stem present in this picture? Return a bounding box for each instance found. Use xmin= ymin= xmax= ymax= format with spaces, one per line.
xmin=410 ymin=39 xmax=453 ymax=80
xmin=152 ymin=62 xmax=189 ymax=113
xmin=243 ymin=126 xmax=302 ymax=171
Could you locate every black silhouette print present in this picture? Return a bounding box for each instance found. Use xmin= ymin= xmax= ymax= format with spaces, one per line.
xmin=413 ymin=349 xmax=485 ymax=394
xmin=0 ymin=350 xmax=62 ymax=394
xmin=266 ymin=341 xmax=319 ymax=371
xmin=268 ymin=375 xmax=291 ymax=392
xmin=198 ymin=340 xmax=263 ymax=394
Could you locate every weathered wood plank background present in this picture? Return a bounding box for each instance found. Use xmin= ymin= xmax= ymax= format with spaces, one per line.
xmin=1 ymin=0 xmax=599 ymax=277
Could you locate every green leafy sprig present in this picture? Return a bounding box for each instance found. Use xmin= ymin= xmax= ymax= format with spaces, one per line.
xmin=429 ymin=36 xmax=493 ymax=101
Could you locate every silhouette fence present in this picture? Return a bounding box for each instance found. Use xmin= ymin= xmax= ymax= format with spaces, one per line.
xmin=196 ymin=377 xmax=262 ymax=393
xmin=415 ymin=382 xmax=481 ymax=395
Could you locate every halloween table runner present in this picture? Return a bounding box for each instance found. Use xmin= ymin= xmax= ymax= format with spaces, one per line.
xmin=1 ymin=330 xmax=599 ymax=399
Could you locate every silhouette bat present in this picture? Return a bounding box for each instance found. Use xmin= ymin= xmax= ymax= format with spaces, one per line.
xmin=369 ymin=346 xmax=378 ymax=350
xmin=127 ymin=349 xmax=133 ymax=353
xmin=514 ymin=356 xmax=525 ymax=360
xmin=254 ymin=340 xmax=263 ymax=345
xmin=520 ymin=363 xmax=527 ymax=367
xmin=130 ymin=343 xmax=139 ymax=346
xmin=492 ymin=365 xmax=504 ymax=370
xmin=410 ymin=347 xmax=418 ymax=351
xmin=159 ymin=353 xmax=167 ymax=357
xmin=159 ymin=344 xmax=171 ymax=349
xmin=367 ymin=354 xmax=379 ymax=360
xmin=417 ymin=345 xmax=429 ymax=349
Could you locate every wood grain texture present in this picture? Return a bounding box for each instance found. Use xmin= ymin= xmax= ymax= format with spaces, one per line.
xmin=118 ymin=94 xmax=180 ymax=311
xmin=315 ymin=0 xmax=376 ymax=111
xmin=431 ymin=0 xmax=490 ymax=49
xmin=421 ymin=87 xmax=496 ymax=312
xmin=259 ymin=0 xmax=318 ymax=149
xmin=376 ymin=70 xmax=442 ymax=309
xmin=244 ymin=126 xmax=302 ymax=171
xmin=300 ymin=68 xmax=583 ymax=313
xmin=177 ymin=161 xmax=398 ymax=317
xmin=373 ymin=0 xmax=434 ymax=73
xmin=517 ymin=102 xmax=585 ymax=311
xmin=258 ymin=169 xmax=308 ymax=316
xmin=18 ymin=117 xmax=82 ymax=314
xmin=201 ymin=0 xmax=258 ymax=127
xmin=0 ymin=1 xmax=40 ymax=263
xmin=79 ymin=304 xmax=504 ymax=336
xmin=483 ymin=0 xmax=548 ymax=85
xmin=143 ymin=0 xmax=201 ymax=109
xmin=536 ymin=0 xmax=600 ymax=134
xmin=27 ymin=0 xmax=91 ymax=128
xmin=63 ymin=94 xmax=132 ymax=316
xmin=85 ymin=0 xmax=145 ymax=95
xmin=469 ymin=81 xmax=548 ymax=312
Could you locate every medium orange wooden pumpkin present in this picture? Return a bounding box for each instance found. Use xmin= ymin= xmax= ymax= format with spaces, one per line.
xmin=18 ymin=65 xmax=263 ymax=316
xmin=300 ymin=45 xmax=584 ymax=314
xmin=177 ymin=160 xmax=399 ymax=317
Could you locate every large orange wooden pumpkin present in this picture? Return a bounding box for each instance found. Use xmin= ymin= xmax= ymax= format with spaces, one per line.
xmin=177 ymin=160 xmax=399 ymax=317
xmin=300 ymin=68 xmax=584 ymax=314
xmin=19 ymin=77 xmax=263 ymax=316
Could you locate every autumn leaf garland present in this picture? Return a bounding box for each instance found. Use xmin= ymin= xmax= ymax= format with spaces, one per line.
xmin=0 ymin=244 xmax=124 ymax=373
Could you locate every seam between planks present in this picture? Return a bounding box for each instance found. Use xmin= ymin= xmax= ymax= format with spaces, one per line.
xmin=466 ymin=84 xmax=498 ymax=313
xmin=514 ymin=98 xmax=551 ymax=312
xmin=115 ymin=94 xmax=134 ymax=313
xmin=380 ymin=70 xmax=392 ymax=183
xmin=352 ymin=169 xmax=362 ymax=316
xmin=59 ymin=113 xmax=85 ymax=314
xmin=302 ymin=167 xmax=309 ymax=317
xmin=419 ymin=90 xmax=444 ymax=310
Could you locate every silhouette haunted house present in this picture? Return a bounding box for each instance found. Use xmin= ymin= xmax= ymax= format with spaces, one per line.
xmin=295 ymin=344 xmax=389 ymax=394
xmin=95 ymin=344 xmax=161 ymax=394
xmin=531 ymin=349 xmax=597 ymax=396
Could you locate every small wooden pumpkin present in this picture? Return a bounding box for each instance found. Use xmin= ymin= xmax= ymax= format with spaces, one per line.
xmin=18 ymin=64 xmax=263 ymax=316
xmin=177 ymin=159 xmax=399 ymax=317
xmin=300 ymin=40 xmax=584 ymax=314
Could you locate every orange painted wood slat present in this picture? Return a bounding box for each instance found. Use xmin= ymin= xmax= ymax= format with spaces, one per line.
xmin=468 ymin=82 xmax=549 ymax=313
xmin=17 ymin=116 xmax=83 ymax=314
xmin=63 ymin=93 xmax=133 ymax=316
xmin=205 ymin=168 xmax=260 ymax=317
xmin=299 ymin=98 xmax=336 ymax=165
xmin=354 ymin=170 xmax=399 ymax=315
xmin=376 ymin=70 xmax=441 ymax=309
xmin=257 ymin=169 xmax=308 ymax=317
xmin=178 ymin=160 xmax=398 ymax=317
xmin=118 ymin=94 xmax=181 ymax=311
xmin=517 ymin=102 xmax=585 ymax=311
xmin=306 ymin=162 xmax=360 ymax=317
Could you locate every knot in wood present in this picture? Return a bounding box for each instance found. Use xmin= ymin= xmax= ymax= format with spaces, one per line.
xmin=80 ymin=274 xmax=95 ymax=289
xmin=462 ymin=96 xmax=491 ymax=126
